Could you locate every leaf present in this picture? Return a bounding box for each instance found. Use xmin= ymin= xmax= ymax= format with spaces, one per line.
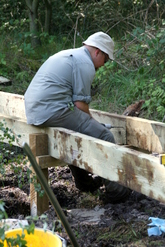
xmin=43 ymin=222 xmax=48 ymax=232
xmin=0 ymin=227 xmax=5 ymax=241
xmin=0 ymin=201 xmax=5 ymax=212
xmin=159 ymin=38 xmax=165 ymax=44
xmin=25 ymin=223 xmax=35 ymax=234
xmin=40 ymin=214 xmax=47 ymax=220
xmin=138 ymin=67 xmax=144 ymax=74
xmin=144 ymin=100 xmax=150 ymax=107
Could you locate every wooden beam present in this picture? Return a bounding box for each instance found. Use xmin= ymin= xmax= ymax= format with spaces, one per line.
xmin=37 ymin=155 xmax=67 ymax=169
xmin=29 ymin=133 xmax=49 ymax=216
xmin=0 ymin=115 xmax=46 ymax=146
xmin=126 ymin=116 xmax=165 ymax=153
xmin=47 ymin=127 xmax=165 ymax=204
xmin=0 ymin=92 xmax=26 ymax=119
xmin=1 ymin=112 xmax=165 ymax=203
xmin=91 ymin=109 xmax=165 ymax=153
xmin=90 ymin=109 xmax=126 ymax=145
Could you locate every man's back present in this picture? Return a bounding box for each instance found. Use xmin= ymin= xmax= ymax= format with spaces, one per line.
xmin=24 ymin=46 xmax=95 ymax=125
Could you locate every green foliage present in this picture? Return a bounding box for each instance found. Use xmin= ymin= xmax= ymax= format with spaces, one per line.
xmin=0 ymin=0 xmax=165 ymax=120
xmin=0 ymin=201 xmax=8 ymax=221
xmin=92 ymin=25 xmax=165 ymax=121
xmin=5 ymin=234 xmax=28 ymax=247
xmin=142 ymin=79 xmax=165 ymax=120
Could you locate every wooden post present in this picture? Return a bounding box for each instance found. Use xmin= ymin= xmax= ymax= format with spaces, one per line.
xmin=29 ymin=133 xmax=49 ymax=216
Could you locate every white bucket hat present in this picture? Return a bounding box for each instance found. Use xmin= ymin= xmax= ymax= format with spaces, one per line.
xmin=83 ymin=31 xmax=114 ymax=60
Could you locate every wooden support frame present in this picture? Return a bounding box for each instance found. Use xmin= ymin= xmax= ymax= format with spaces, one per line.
xmin=91 ymin=109 xmax=165 ymax=153
xmin=28 ymin=133 xmax=68 ymax=215
xmin=47 ymin=127 xmax=165 ymax=203
xmin=1 ymin=92 xmax=165 ymax=214
xmin=29 ymin=133 xmax=49 ymax=216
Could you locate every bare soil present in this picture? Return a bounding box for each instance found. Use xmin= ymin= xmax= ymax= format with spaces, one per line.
xmin=1 ymin=163 xmax=165 ymax=247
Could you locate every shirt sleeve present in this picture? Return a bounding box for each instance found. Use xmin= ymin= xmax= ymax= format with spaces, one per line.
xmin=72 ymin=61 xmax=95 ymax=104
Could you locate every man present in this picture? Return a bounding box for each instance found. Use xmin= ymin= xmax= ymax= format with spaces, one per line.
xmin=25 ymin=31 xmax=130 ymax=202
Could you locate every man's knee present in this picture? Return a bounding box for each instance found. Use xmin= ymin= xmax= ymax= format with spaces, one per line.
xmin=99 ymin=128 xmax=116 ymax=143
xmin=105 ymin=131 xmax=115 ymax=143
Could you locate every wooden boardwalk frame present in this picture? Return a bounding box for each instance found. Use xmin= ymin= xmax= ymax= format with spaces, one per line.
xmin=1 ymin=91 xmax=165 ymax=215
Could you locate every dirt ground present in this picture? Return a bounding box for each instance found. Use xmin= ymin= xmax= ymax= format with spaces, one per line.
xmin=1 ymin=163 xmax=165 ymax=247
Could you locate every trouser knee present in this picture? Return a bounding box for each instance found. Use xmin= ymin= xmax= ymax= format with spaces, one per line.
xmin=99 ymin=129 xmax=116 ymax=143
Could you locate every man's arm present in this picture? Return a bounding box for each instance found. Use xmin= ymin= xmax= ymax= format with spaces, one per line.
xmin=74 ymin=101 xmax=91 ymax=115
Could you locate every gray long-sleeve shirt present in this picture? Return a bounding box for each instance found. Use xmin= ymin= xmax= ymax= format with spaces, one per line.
xmin=24 ymin=46 xmax=95 ymax=125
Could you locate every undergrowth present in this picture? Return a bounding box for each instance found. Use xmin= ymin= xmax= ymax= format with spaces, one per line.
xmin=0 ymin=19 xmax=165 ymax=121
xmin=92 ymin=24 xmax=165 ymax=121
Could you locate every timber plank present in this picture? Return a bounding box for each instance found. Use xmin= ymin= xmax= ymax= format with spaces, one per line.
xmin=29 ymin=133 xmax=49 ymax=216
xmin=0 ymin=115 xmax=46 ymax=146
xmin=126 ymin=116 xmax=165 ymax=153
xmin=91 ymin=109 xmax=165 ymax=153
xmin=1 ymin=112 xmax=165 ymax=203
xmin=0 ymin=91 xmax=25 ymax=119
xmin=90 ymin=109 xmax=126 ymax=145
xmin=47 ymin=127 xmax=165 ymax=203
xmin=37 ymin=155 xmax=67 ymax=169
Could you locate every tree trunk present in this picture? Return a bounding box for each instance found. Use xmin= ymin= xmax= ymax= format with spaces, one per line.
xmin=44 ymin=0 xmax=52 ymax=34
xmin=25 ymin=0 xmax=41 ymax=47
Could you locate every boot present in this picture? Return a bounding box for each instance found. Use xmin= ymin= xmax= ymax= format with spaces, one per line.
xmin=102 ymin=179 xmax=131 ymax=203
xmin=69 ymin=165 xmax=103 ymax=192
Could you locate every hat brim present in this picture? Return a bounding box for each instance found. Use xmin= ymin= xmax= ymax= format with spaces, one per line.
xmin=83 ymin=41 xmax=114 ymax=60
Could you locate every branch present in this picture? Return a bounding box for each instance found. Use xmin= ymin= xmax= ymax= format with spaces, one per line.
xmin=25 ymin=0 xmax=32 ymax=10
xmin=144 ymin=0 xmax=155 ymax=26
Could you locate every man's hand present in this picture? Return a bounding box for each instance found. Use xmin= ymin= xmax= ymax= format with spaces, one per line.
xmin=74 ymin=101 xmax=90 ymax=115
